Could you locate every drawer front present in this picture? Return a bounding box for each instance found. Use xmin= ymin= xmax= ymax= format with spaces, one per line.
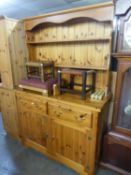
xmin=48 ymin=102 xmax=92 ymax=128
xmin=17 ymin=96 xmax=47 ymax=115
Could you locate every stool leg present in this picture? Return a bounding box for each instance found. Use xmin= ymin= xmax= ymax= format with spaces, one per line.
xmin=41 ymin=65 xmax=44 ymax=82
xmin=81 ymin=71 xmax=87 ymax=99
xmin=52 ymin=65 xmax=55 ymax=78
xmin=58 ymin=71 xmax=62 ymax=94
xmin=92 ymin=72 xmax=96 ymax=93
xmin=26 ymin=66 xmax=29 ymax=79
xmin=70 ymin=74 xmax=74 ymax=90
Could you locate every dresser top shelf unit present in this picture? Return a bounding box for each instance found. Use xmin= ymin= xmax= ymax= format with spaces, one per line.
xmin=23 ymin=2 xmax=114 ymax=97
xmin=24 ymin=3 xmax=113 ymax=64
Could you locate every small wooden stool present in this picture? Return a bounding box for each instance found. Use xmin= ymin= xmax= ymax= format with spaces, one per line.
xmin=26 ymin=61 xmax=54 ymax=82
xmin=58 ymin=68 xmax=96 ymax=99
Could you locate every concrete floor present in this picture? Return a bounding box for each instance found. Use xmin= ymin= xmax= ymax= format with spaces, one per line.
xmin=0 ymin=114 xmax=118 ymax=175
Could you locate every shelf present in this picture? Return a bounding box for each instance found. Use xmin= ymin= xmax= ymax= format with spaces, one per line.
xmin=26 ymin=37 xmax=110 ymax=44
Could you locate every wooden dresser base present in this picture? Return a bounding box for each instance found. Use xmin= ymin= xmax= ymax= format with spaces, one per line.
xmin=15 ymin=90 xmax=110 ymax=175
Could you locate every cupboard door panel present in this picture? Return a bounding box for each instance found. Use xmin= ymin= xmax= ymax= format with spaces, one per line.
xmin=18 ymin=107 xmax=48 ymax=149
xmin=50 ymin=118 xmax=90 ymax=168
xmin=0 ymin=20 xmax=13 ymax=89
xmin=0 ymin=89 xmax=18 ymax=138
xmin=16 ymin=92 xmax=49 ymax=149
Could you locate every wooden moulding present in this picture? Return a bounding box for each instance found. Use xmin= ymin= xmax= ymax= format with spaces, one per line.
xmin=107 ymin=132 xmax=131 ymax=149
xmin=24 ymin=2 xmax=114 ymax=31
xmin=112 ymin=52 xmax=131 ymax=59
xmin=25 ymin=1 xmax=113 ymax=20
xmin=27 ymin=37 xmax=111 ymax=44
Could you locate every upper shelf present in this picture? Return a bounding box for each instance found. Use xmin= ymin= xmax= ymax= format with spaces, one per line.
xmin=26 ymin=37 xmax=111 ymax=44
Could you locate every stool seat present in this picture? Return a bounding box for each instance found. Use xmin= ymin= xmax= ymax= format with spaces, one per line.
xmin=20 ymin=78 xmax=57 ymax=90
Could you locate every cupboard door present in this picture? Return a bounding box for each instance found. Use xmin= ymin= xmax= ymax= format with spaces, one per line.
xmin=49 ymin=118 xmax=92 ymax=174
xmin=0 ymin=89 xmax=19 ymax=138
xmin=17 ymin=102 xmax=49 ymax=149
xmin=16 ymin=92 xmax=49 ymax=149
xmin=0 ymin=20 xmax=13 ymax=89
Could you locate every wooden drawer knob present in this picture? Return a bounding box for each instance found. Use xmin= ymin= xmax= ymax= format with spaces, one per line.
xmin=57 ymin=112 xmax=63 ymax=117
xmin=79 ymin=114 xmax=86 ymax=120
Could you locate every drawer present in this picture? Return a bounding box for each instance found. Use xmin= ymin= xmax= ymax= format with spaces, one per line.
xmin=48 ymin=102 xmax=92 ymax=128
xmin=17 ymin=96 xmax=47 ymax=115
